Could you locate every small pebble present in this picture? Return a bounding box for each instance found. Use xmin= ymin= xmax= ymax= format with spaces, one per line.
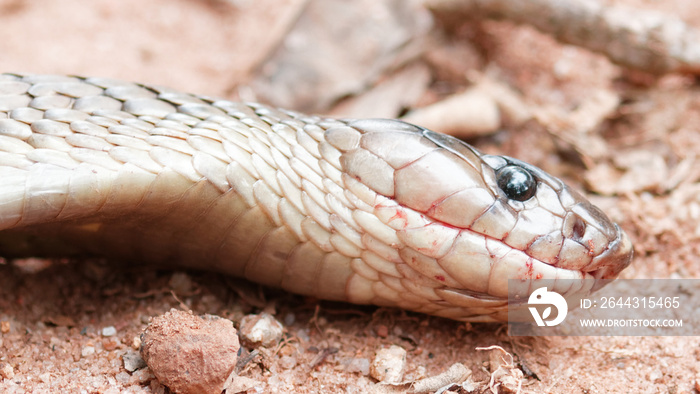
xmin=342 ymin=357 xmax=370 ymax=375
xmin=129 ymin=368 xmax=153 ymax=385
xmin=279 ymin=355 xmax=297 ymax=369
xmin=101 ymin=326 xmax=117 ymax=337
xmin=102 ymin=337 xmax=120 ymax=351
xmin=225 ymin=375 xmax=261 ymax=393
xmin=278 ymin=343 xmax=297 ymax=357
xmin=115 ymin=371 xmax=131 ymax=384
xmin=0 ymin=362 xmax=14 ymax=379
xmin=370 ymin=345 xmax=406 ymax=384
xmin=132 ymin=336 xmax=141 ymax=350
xmin=81 ymin=346 xmax=96 ymax=357
xmin=122 ymin=349 xmax=147 ymax=372
xmin=239 ymin=312 xmax=284 ymax=348
xmin=140 ymin=309 xmax=240 ymax=394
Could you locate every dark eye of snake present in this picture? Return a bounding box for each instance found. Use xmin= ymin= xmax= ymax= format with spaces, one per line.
xmin=496 ymin=165 xmax=537 ymax=201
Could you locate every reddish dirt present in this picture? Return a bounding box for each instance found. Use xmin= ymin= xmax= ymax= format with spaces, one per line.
xmin=1 ymin=0 xmax=700 ymax=392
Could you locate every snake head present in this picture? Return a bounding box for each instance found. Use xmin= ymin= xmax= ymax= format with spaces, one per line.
xmin=333 ymin=119 xmax=633 ymax=321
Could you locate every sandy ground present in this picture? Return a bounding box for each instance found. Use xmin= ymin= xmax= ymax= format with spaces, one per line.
xmin=1 ymin=0 xmax=700 ymax=392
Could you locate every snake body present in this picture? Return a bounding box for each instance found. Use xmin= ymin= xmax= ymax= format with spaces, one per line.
xmin=0 ymin=73 xmax=632 ymax=321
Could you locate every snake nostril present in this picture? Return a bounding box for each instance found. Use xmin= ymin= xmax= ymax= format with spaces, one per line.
xmin=572 ymin=216 xmax=586 ymax=241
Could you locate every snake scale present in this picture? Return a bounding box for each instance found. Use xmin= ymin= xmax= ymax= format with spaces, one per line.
xmin=0 ymin=73 xmax=632 ymax=322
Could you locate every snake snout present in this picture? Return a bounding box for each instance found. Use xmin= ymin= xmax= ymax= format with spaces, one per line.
xmin=588 ymin=224 xmax=634 ymax=281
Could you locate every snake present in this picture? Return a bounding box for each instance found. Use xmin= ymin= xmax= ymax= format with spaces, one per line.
xmin=0 ymin=73 xmax=633 ymax=322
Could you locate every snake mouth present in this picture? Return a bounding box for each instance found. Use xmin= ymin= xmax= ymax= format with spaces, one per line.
xmin=579 ymin=225 xmax=633 ymax=292
xmin=491 ymin=225 xmax=633 ymax=302
xmin=585 ymin=224 xmax=633 ymax=280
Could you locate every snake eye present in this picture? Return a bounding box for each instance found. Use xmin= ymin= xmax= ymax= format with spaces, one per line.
xmin=496 ymin=165 xmax=537 ymax=201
